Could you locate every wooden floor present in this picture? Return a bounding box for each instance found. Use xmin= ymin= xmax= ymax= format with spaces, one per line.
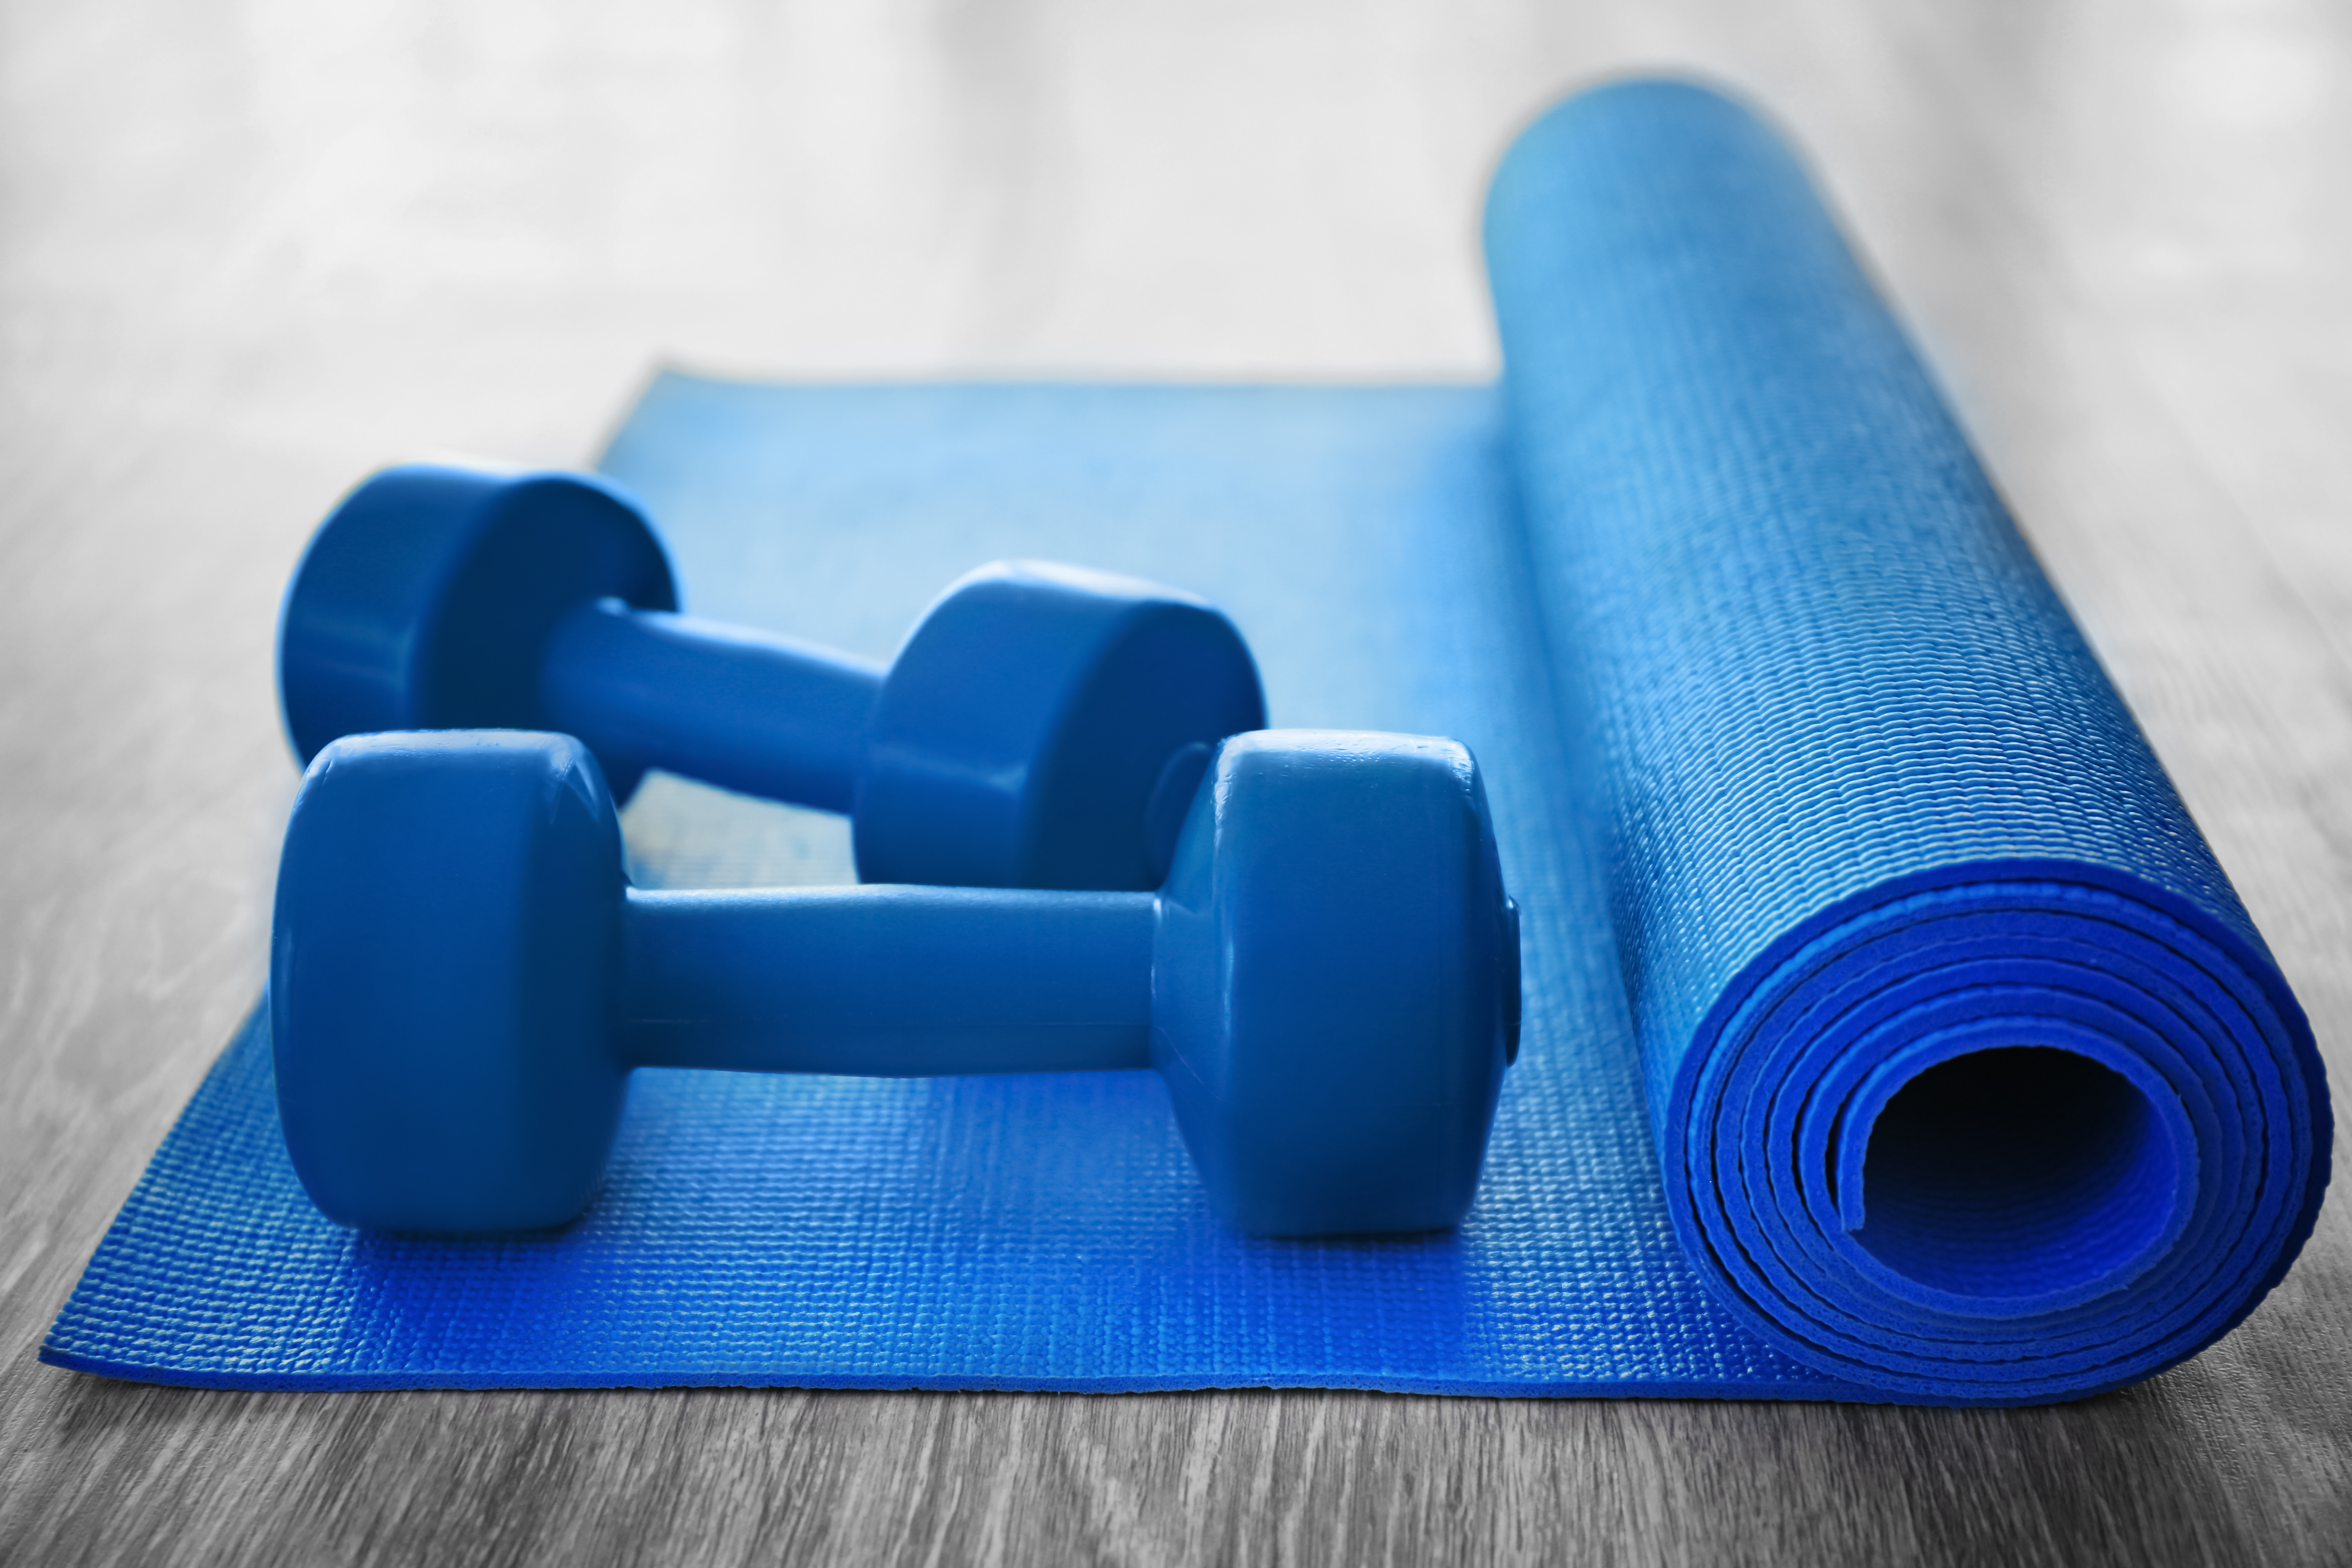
xmin=3 ymin=0 xmax=2349 ymax=1562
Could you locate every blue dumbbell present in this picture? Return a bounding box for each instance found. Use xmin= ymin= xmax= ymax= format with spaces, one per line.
xmin=271 ymin=728 xmax=1520 ymax=1237
xmin=277 ymin=463 xmax=1267 ymax=889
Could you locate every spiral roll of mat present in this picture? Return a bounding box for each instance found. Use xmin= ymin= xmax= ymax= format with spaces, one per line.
xmin=1486 ymin=80 xmax=2332 ymax=1403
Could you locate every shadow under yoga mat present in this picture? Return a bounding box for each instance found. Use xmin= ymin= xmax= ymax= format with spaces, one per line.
xmin=40 ymin=81 xmax=2330 ymax=1405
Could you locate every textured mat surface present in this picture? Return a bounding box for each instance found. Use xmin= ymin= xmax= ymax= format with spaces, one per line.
xmin=41 ymin=82 xmax=2328 ymax=1404
xmin=1485 ymin=82 xmax=2330 ymax=1402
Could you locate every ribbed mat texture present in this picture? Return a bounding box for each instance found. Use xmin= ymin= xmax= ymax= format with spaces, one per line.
xmin=41 ymin=80 xmax=2328 ymax=1404
xmin=1486 ymin=81 xmax=2329 ymax=1401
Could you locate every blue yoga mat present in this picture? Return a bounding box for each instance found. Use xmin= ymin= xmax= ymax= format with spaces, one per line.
xmin=41 ymin=80 xmax=2329 ymax=1405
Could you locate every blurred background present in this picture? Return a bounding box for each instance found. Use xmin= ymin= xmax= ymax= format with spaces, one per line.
xmin=3 ymin=1 xmax=2349 ymax=1558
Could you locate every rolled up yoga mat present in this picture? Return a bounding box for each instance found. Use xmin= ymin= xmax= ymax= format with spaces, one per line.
xmin=1486 ymin=80 xmax=2331 ymax=1402
xmin=41 ymin=79 xmax=2328 ymax=1403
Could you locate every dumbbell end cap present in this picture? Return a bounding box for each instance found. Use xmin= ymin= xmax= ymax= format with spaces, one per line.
xmin=271 ymin=730 xmax=631 ymax=1234
xmin=277 ymin=463 xmax=678 ymax=799
xmin=857 ymin=561 xmax=1266 ymax=891
xmin=1152 ymin=729 xmax=1518 ymax=1236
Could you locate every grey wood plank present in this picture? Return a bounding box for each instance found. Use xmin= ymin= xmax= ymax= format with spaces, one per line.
xmin=3 ymin=1 xmax=2349 ymax=1563
xmin=2 ymin=1373 xmax=2344 ymax=1566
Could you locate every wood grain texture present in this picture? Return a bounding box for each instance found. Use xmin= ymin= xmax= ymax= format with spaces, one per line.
xmin=3 ymin=0 xmax=2348 ymax=1562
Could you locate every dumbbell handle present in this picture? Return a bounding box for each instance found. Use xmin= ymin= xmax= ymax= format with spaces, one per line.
xmin=620 ymin=884 xmax=1157 ymax=1076
xmin=542 ymin=598 xmax=886 ymax=812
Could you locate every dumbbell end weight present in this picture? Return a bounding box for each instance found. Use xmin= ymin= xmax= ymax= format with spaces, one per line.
xmin=1153 ymin=730 xmax=1518 ymax=1235
xmin=277 ymin=463 xmax=680 ymax=802
xmin=271 ymin=730 xmax=633 ymax=1233
xmin=855 ymin=562 xmax=1267 ymax=891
